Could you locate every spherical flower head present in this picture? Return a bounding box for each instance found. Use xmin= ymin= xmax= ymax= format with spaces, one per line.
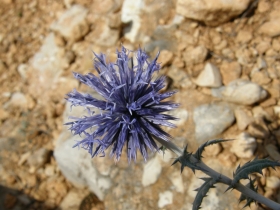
xmin=66 ymin=46 xmax=179 ymax=162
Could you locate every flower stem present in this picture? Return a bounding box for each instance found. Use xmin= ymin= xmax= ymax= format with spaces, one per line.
xmin=164 ymin=140 xmax=280 ymax=209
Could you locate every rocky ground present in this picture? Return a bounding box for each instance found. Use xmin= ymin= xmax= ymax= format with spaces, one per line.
xmin=0 ymin=0 xmax=280 ymax=209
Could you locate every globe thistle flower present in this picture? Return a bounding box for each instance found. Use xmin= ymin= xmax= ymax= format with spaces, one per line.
xmin=66 ymin=46 xmax=179 ymax=162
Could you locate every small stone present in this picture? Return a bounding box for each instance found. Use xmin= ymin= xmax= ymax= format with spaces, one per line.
xmin=259 ymin=18 xmax=280 ymax=37
xmin=272 ymin=39 xmax=280 ymax=51
xmin=17 ymin=63 xmax=29 ymax=80
xmin=168 ymin=171 xmax=184 ymax=193
xmin=194 ymin=62 xmax=222 ymax=88
xmin=220 ymin=61 xmax=241 ymax=85
xmin=167 ymin=67 xmax=193 ymax=89
xmin=193 ymin=102 xmax=235 ymax=143
xmin=158 ymin=191 xmax=173 ymax=208
xmin=5 ymin=92 xmax=28 ymax=110
xmin=27 ymin=148 xmax=51 ymax=168
xmin=234 ymin=107 xmax=254 ymax=130
xmin=176 ymin=0 xmax=251 ymax=26
xmin=257 ymin=0 xmax=271 ymax=13
xmin=266 ymin=176 xmax=280 ymax=189
xmin=45 ymin=165 xmax=56 ymax=177
xmin=50 ymin=5 xmax=89 ymax=41
xmin=183 ymin=45 xmax=208 ymax=65
xmin=236 ymin=30 xmax=253 ymax=44
xmin=142 ymin=156 xmax=162 ymax=187
xmin=260 ymin=98 xmax=276 ymax=107
xmin=60 ymin=189 xmax=89 ymax=210
xmin=251 ymin=71 xmax=271 ymax=85
xmin=221 ymin=79 xmax=267 ymax=105
xmin=158 ymin=50 xmax=173 ymax=67
xmin=256 ymin=41 xmax=271 ymax=55
xmin=230 ymin=132 xmax=256 ymax=158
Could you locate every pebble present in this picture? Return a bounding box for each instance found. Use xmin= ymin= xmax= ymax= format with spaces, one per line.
xmin=183 ymin=45 xmax=208 ymax=65
xmin=167 ymin=67 xmax=193 ymax=89
xmin=168 ymin=171 xmax=184 ymax=193
xmin=50 ymin=5 xmax=89 ymax=41
xmin=259 ymin=18 xmax=280 ymax=37
xmin=158 ymin=50 xmax=173 ymax=67
xmin=266 ymin=176 xmax=280 ymax=189
xmin=176 ymin=0 xmax=251 ymax=26
xmin=142 ymin=155 xmax=162 ymax=187
xmin=221 ymin=79 xmax=267 ymax=105
xmin=194 ymin=62 xmax=222 ymax=88
xmin=236 ymin=30 xmax=253 ymax=44
xmin=230 ymin=132 xmax=257 ymax=158
xmin=234 ymin=107 xmax=254 ymax=130
xmin=27 ymin=148 xmax=51 ymax=168
xmin=220 ymin=61 xmax=241 ymax=85
xmin=158 ymin=191 xmax=173 ymax=208
xmin=193 ymin=102 xmax=235 ymax=143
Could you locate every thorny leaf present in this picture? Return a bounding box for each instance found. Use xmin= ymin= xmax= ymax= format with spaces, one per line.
xmin=239 ymin=178 xmax=258 ymax=209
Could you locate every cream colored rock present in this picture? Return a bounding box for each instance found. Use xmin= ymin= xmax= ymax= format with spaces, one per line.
xmin=259 ymin=18 xmax=280 ymax=37
xmin=221 ymin=79 xmax=267 ymax=105
xmin=234 ymin=107 xmax=254 ymax=130
xmin=194 ymin=62 xmax=222 ymax=87
xmin=176 ymin=0 xmax=251 ymax=26
xmin=50 ymin=5 xmax=89 ymax=41
xmin=230 ymin=132 xmax=256 ymax=158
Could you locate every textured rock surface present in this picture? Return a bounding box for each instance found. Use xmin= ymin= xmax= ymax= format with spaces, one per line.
xmin=193 ymin=103 xmax=235 ymax=143
xmin=176 ymin=0 xmax=252 ymax=26
xmin=221 ymin=79 xmax=267 ymax=105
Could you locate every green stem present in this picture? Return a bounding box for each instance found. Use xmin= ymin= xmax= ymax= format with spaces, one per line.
xmin=163 ymin=140 xmax=280 ymax=210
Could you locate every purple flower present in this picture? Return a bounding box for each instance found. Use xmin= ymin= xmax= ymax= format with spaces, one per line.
xmin=66 ymin=47 xmax=179 ymax=162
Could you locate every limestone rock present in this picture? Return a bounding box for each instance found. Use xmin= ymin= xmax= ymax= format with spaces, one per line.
xmin=158 ymin=191 xmax=173 ymax=208
xmin=176 ymin=0 xmax=251 ymax=26
xmin=259 ymin=18 xmax=280 ymax=37
xmin=167 ymin=67 xmax=193 ymax=89
xmin=193 ymin=102 xmax=235 ymax=143
xmin=221 ymin=79 xmax=267 ymax=105
xmin=230 ymin=132 xmax=256 ymax=158
xmin=50 ymin=5 xmax=89 ymax=41
xmin=142 ymin=156 xmax=162 ymax=187
xmin=234 ymin=107 xmax=254 ymax=130
xmin=220 ymin=61 xmax=241 ymax=85
xmin=194 ymin=62 xmax=222 ymax=88
xmin=85 ymin=18 xmax=119 ymax=47
xmin=183 ymin=45 xmax=208 ymax=65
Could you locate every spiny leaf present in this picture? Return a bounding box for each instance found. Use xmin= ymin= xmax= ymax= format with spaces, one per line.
xmin=239 ymin=178 xmax=258 ymax=209
xmin=192 ymin=178 xmax=217 ymax=210
xmin=194 ymin=139 xmax=233 ymax=161
xmin=172 ymin=145 xmax=205 ymax=173
xmin=227 ymin=158 xmax=280 ymax=191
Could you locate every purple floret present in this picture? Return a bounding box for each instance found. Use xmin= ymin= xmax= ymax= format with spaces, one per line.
xmin=66 ymin=46 xmax=179 ymax=162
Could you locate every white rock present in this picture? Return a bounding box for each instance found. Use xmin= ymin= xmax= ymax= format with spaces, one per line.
xmin=27 ymin=148 xmax=51 ymax=168
xmin=17 ymin=63 xmax=28 ymax=80
xmin=193 ymin=103 xmax=235 ymax=143
xmin=142 ymin=155 xmax=162 ymax=187
xmin=230 ymin=132 xmax=256 ymax=158
xmin=234 ymin=107 xmax=254 ymax=130
xmin=29 ymin=33 xmax=71 ymax=102
xmin=158 ymin=191 xmax=173 ymax=208
xmin=54 ymin=134 xmax=111 ymax=200
xmin=221 ymin=79 xmax=267 ymax=105
xmin=121 ymin=0 xmax=145 ymax=43
xmin=168 ymin=171 xmax=184 ymax=193
xmin=50 ymin=5 xmax=89 ymax=41
xmin=176 ymin=0 xmax=251 ymax=26
xmin=54 ymin=102 xmax=112 ymax=200
xmin=194 ymin=63 xmax=222 ymax=88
